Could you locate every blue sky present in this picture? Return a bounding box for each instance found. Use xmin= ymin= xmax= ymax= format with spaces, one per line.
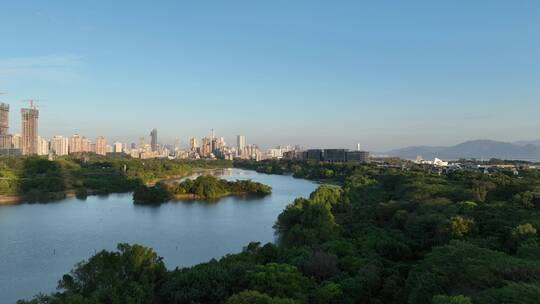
xmin=0 ymin=1 xmax=539 ymax=151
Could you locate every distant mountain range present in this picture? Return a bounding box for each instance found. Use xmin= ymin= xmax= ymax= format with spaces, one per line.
xmin=387 ymin=139 xmax=540 ymax=161
xmin=513 ymin=139 xmax=540 ymax=147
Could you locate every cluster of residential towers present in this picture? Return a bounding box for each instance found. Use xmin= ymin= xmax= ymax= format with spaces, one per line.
xmin=0 ymin=101 xmax=369 ymax=162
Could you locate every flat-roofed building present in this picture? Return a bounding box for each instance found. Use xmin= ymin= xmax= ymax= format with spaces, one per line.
xmin=323 ymin=149 xmax=347 ymax=162
xmin=37 ymin=137 xmax=49 ymax=155
xmin=12 ymin=134 xmax=22 ymax=149
xmin=307 ymin=149 xmax=323 ymax=161
xmin=69 ymin=134 xmax=84 ymax=153
xmin=95 ymin=136 xmax=106 ymax=155
xmin=0 ymin=148 xmax=21 ymax=156
xmin=347 ymin=151 xmax=370 ymax=163
xmin=0 ymin=134 xmax=12 ymax=149
xmin=283 ymin=150 xmax=307 ymax=160
xmin=113 ymin=142 xmax=123 ymax=153
xmin=51 ymin=136 xmax=69 ymax=156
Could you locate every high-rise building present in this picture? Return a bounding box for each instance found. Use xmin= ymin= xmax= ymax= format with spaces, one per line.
xmin=150 ymin=128 xmax=158 ymax=152
xmin=81 ymin=137 xmax=91 ymax=152
xmin=201 ymin=137 xmax=211 ymax=157
xmin=113 ymin=142 xmax=123 ymax=153
xmin=12 ymin=134 xmax=22 ymax=149
xmin=95 ymin=136 xmax=106 ymax=156
xmin=69 ymin=134 xmax=84 ymax=154
xmin=0 ymin=134 xmax=12 ymax=150
xmin=51 ymin=136 xmax=69 ymax=156
xmin=190 ymin=137 xmax=199 ymax=151
xmin=139 ymin=137 xmax=145 ymax=149
xmin=0 ymin=102 xmax=9 ymax=135
xmin=37 ymin=137 xmax=49 ymax=155
xmin=237 ymin=135 xmax=246 ymax=155
xmin=0 ymin=103 xmax=12 ymax=151
xmin=21 ymin=107 xmax=39 ymax=155
xmin=0 ymin=103 xmax=9 ymax=136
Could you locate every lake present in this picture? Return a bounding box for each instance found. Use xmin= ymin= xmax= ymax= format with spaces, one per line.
xmin=0 ymin=168 xmax=317 ymax=303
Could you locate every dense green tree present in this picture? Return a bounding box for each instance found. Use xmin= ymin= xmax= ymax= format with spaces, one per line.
xmin=134 ymin=175 xmax=271 ymax=203
xmin=246 ymin=263 xmax=315 ymax=302
xmin=474 ymin=283 xmax=540 ymax=304
xmin=309 ymin=185 xmax=342 ymax=208
xmin=18 ymin=159 xmax=540 ymax=304
xmin=301 ymin=251 xmax=339 ymax=280
xmin=448 ymin=216 xmax=475 ymax=238
xmin=313 ymin=282 xmax=343 ymax=304
xmin=406 ymin=241 xmax=540 ymax=304
xmin=274 ymin=198 xmax=338 ymax=247
xmin=432 ymin=295 xmax=472 ymax=304
xmin=19 ymin=244 xmax=166 ymax=304
xmin=472 ymin=180 xmax=496 ymax=203
xmin=225 ymin=290 xmax=298 ymax=304
xmin=159 ymin=257 xmax=254 ymax=304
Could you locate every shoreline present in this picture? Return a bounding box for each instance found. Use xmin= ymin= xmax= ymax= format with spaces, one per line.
xmin=0 ymin=189 xmax=100 ymax=206
xmin=0 ymin=169 xmax=237 ymax=206
xmin=134 ymin=190 xmax=271 ymax=205
xmin=171 ymin=191 xmax=268 ymax=201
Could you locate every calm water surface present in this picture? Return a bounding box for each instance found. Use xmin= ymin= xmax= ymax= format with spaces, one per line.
xmin=0 ymin=169 xmax=317 ymax=303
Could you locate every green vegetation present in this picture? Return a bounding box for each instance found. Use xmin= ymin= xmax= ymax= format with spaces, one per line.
xmin=0 ymin=155 xmax=231 ymax=202
xmin=18 ymin=244 xmax=166 ymax=304
xmin=18 ymin=160 xmax=540 ymax=303
xmin=133 ymin=175 xmax=272 ymax=204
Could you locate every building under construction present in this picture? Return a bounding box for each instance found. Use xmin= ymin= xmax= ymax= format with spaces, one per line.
xmin=0 ymin=103 xmax=12 ymax=149
xmin=0 ymin=102 xmax=9 ymax=135
xmin=21 ymin=107 xmax=39 ymax=155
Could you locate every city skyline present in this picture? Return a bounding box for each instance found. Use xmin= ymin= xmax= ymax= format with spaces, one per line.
xmin=1 ymin=97 xmax=539 ymax=153
xmin=1 ymin=1 xmax=539 ymax=150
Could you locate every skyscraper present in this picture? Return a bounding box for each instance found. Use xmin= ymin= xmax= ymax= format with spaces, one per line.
xmin=201 ymin=137 xmax=211 ymax=157
xmin=95 ymin=136 xmax=107 ymax=156
xmin=150 ymin=128 xmax=158 ymax=152
xmin=189 ymin=137 xmax=199 ymax=151
xmin=21 ymin=107 xmax=39 ymax=155
xmin=139 ymin=137 xmax=145 ymax=149
xmin=237 ymin=135 xmax=246 ymax=155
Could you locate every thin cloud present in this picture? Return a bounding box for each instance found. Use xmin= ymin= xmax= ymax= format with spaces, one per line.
xmin=0 ymin=54 xmax=84 ymax=83
xmin=0 ymin=54 xmax=82 ymax=74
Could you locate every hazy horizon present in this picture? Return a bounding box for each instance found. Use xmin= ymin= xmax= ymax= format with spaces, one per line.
xmin=1 ymin=1 xmax=539 ymax=151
